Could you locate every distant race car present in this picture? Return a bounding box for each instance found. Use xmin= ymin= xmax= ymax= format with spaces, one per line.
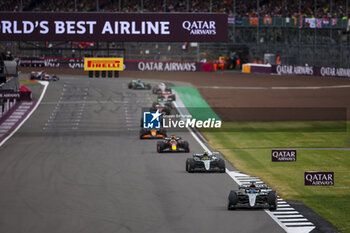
xmin=128 ymin=80 xmax=151 ymax=90
xmin=227 ymin=182 xmax=278 ymax=210
xmin=150 ymin=102 xmax=171 ymax=115
xmin=157 ymin=135 xmax=190 ymax=153
xmin=158 ymin=90 xmax=176 ymax=101
xmin=186 ymin=151 xmax=225 ymax=173
xmin=139 ymin=128 xmax=167 ymax=139
xmin=152 ymin=83 xmax=171 ymax=94
xmin=152 ymin=98 xmax=173 ymax=110
xmin=30 ymin=71 xmax=59 ymax=81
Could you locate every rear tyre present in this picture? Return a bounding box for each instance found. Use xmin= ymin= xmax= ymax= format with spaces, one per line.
xmin=218 ymin=159 xmax=225 ymax=173
xmin=267 ymin=191 xmax=277 ymax=210
xmin=128 ymin=83 xmax=132 ymax=89
xmin=183 ymin=141 xmax=190 ymax=153
xmin=228 ymin=191 xmax=238 ymax=210
xmin=157 ymin=141 xmax=164 ymax=153
xmin=139 ymin=129 xmax=145 ymax=139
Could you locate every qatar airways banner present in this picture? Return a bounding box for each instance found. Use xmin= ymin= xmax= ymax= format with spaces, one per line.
xmin=0 ymin=12 xmax=227 ymax=42
xmin=19 ymin=57 xmax=205 ymax=72
xmin=272 ymin=65 xmax=350 ymax=78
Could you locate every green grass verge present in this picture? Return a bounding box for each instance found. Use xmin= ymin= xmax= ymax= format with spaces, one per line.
xmin=172 ymin=86 xmax=220 ymax=121
xmin=19 ymin=78 xmax=38 ymax=85
xmin=203 ymin=122 xmax=350 ymax=232
xmin=174 ymin=86 xmax=350 ymax=232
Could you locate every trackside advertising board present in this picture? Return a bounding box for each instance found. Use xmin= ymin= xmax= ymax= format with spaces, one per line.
xmin=0 ymin=13 xmax=227 ymax=42
xmin=84 ymin=57 xmax=124 ymax=71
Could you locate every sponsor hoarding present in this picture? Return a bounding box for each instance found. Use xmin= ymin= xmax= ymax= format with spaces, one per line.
xmin=272 ymin=150 xmax=296 ymax=162
xmin=84 ymin=57 xmax=124 ymax=71
xmin=304 ymin=171 xmax=334 ymax=186
xmin=0 ymin=12 xmax=227 ymax=42
xmin=0 ymin=91 xmax=20 ymax=100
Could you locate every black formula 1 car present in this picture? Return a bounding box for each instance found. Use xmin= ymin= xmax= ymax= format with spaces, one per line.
xmin=150 ymin=102 xmax=171 ymax=115
xmin=128 ymin=80 xmax=151 ymax=89
xmin=157 ymin=136 xmax=190 ymax=153
xmin=30 ymin=71 xmax=59 ymax=81
xmin=227 ymin=182 xmax=278 ymax=210
xmin=139 ymin=128 xmax=167 ymax=139
xmin=186 ymin=152 xmax=225 ymax=173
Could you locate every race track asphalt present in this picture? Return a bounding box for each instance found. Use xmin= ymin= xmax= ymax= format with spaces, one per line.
xmin=0 ymin=75 xmax=284 ymax=233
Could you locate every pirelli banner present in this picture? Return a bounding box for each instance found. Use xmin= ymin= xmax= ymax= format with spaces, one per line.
xmin=0 ymin=12 xmax=227 ymax=42
xmin=84 ymin=57 xmax=124 ymax=71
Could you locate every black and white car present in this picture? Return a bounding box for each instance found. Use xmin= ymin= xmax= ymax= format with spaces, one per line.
xmin=227 ymin=182 xmax=278 ymax=210
xmin=186 ymin=152 xmax=225 ymax=173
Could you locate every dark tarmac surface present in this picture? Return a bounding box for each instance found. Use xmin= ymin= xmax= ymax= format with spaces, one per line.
xmin=0 ymin=76 xmax=284 ymax=233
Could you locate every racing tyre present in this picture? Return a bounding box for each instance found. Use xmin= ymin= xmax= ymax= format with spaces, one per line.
xmin=228 ymin=191 xmax=238 ymax=210
xmin=152 ymin=88 xmax=157 ymax=94
xmin=163 ymin=108 xmax=171 ymax=115
xmin=218 ymin=159 xmax=225 ymax=173
xmin=157 ymin=141 xmax=164 ymax=153
xmin=186 ymin=158 xmax=195 ymax=173
xmin=183 ymin=141 xmax=190 ymax=153
xmin=128 ymin=83 xmax=132 ymax=89
xmin=171 ymin=94 xmax=176 ymax=101
xmin=139 ymin=129 xmax=145 ymax=139
xmin=267 ymin=191 xmax=277 ymax=210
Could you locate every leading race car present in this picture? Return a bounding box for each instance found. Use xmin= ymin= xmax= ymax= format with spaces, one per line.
xmin=30 ymin=71 xmax=59 ymax=81
xmin=128 ymin=79 xmax=151 ymax=90
xmin=227 ymin=182 xmax=278 ymax=210
xmin=186 ymin=151 xmax=225 ymax=173
xmin=157 ymin=135 xmax=190 ymax=153
xmin=139 ymin=128 xmax=167 ymax=139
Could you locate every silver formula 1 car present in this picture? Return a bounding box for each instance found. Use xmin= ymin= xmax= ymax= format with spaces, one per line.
xmin=186 ymin=152 xmax=225 ymax=173
xmin=227 ymin=182 xmax=278 ymax=210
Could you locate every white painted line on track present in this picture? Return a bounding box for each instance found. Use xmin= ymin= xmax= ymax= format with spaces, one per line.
xmin=173 ymin=90 xmax=315 ymax=233
xmin=0 ymin=81 xmax=49 ymax=147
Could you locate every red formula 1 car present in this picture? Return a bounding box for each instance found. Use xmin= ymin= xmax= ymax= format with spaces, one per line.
xmin=30 ymin=71 xmax=59 ymax=81
xmin=157 ymin=136 xmax=190 ymax=153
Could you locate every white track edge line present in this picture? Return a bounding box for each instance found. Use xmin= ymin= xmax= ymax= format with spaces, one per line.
xmin=0 ymin=81 xmax=49 ymax=147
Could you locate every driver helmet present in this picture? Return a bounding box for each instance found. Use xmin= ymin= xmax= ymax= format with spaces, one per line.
xmin=203 ymin=151 xmax=208 ymax=156
xmin=170 ymin=135 xmax=176 ymax=140
xmin=250 ymin=181 xmax=256 ymax=188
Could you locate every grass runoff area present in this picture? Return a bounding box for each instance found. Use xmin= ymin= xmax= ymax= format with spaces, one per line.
xmin=174 ymin=86 xmax=350 ymax=232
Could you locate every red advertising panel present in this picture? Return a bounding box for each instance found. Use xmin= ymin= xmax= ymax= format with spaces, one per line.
xmin=0 ymin=12 xmax=227 ymax=42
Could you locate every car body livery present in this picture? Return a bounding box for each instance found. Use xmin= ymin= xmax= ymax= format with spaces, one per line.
xmin=139 ymin=128 xmax=167 ymax=139
xmin=227 ymin=182 xmax=278 ymax=210
xmin=186 ymin=152 xmax=225 ymax=173
xmin=30 ymin=71 xmax=59 ymax=81
xmin=128 ymin=80 xmax=151 ymax=90
xmin=157 ymin=136 xmax=190 ymax=153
